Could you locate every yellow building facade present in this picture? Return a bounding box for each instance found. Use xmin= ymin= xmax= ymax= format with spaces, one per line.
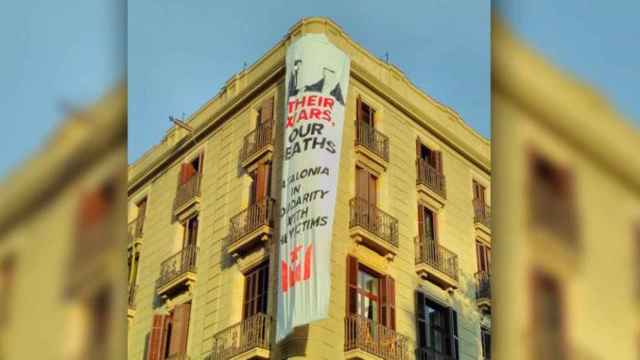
xmin=127 ymin=18 xmax=491 ymax=360
xmin=492 ymin=19 xmax=640 ymax=360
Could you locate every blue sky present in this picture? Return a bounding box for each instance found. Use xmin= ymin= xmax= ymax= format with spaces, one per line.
xmin=0 ymin=0 xmax=124 ymax=177
xmin=128 ymin=0 xmax=491 ymax=163
xmin=497 ymin=1 xmax=640 ymax=130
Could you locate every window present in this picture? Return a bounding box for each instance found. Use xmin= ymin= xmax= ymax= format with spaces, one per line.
xmin=476 ymin=241 xmax=491 ymax=273
xmin=417 ymin=142 xmax=442 ymax=172
xmin=243 ymin=262 xmax=269 ymax=319
xmin=346 ymin=256 xmax=395 ymax=329
xmin=147 ymin=302 xmax=192 ymax=360
xmin=473 ymin=180 xmax=486 ymax=205
xmin=178 ymin=154 xmax=203 ymax=186
xmin=257 ymin=97 xmax=274 ymax=125
xmin=417 ymin=205 xmax=437 ymax=242
xmin=183 ymin=216 xmax=199 ymax=248
xmin=127 ymin=250 xmax=140 ymax=299
xmin=249 ymin=163 xmax=271 ymax=205
xmin=481 ymin=326 xmax=491 ymax=360
xmin=356 ymin=97 xmax=375 ymax=128
xmin=136 ymin=197 xmax=147 ymax=235
xmin=416 ymin=291 xmax=458 ymax=359
xmin=355 ymin=166 xmax=378 ymax=206
xmin=531 ymin=271 xmax=565 ymax=360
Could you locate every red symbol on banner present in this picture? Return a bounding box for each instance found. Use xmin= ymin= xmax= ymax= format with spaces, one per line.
xmin=281 ymin=244 xmax=313 ymax=293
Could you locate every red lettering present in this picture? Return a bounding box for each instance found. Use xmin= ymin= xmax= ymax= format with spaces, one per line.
xmin=309 ymin=108 xmax=322 ymax=119
xmin=321 ymin=109 xmax=332 ymax=121
xmin=323 ymin=97 xmax=335 ymax=109
xmin=308 ymin=95 xmax=317 ymax=106
xmin=298 ymin=109 xmax=308 ymax=121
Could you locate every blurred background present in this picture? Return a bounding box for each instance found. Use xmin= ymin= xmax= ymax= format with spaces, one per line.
xmin=0 ymin=0 xmax=126 ymax=359
xmin=493 ymin=1 xmax=639 ymax=359
xmin=0 ymin=1 xmax=638 ymax=359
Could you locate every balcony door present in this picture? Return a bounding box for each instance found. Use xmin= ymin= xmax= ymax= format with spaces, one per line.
xmin=417 ymin=205 xmax=437 ymax=243
xmin=182 ymin=216 xmax=198 ymax=268
xmin=416 ymin=291 xmax=458 ymax=359
xmin=249 ymin=163 xmax=271 ymax=205
xmin=473 ymin=180 xmax=486 ymax=205
xmin=347 ymin=256 xmax=395 ymax=330
xmin=243 ymin=262 xmax=269 ymax=319
xmin=356 ymin=97 xmax=375 ymax=132
xmin=417 ymin=143 xmax=441 ymax=172
xmin=476 ymin=241 xmax=491 ymax=274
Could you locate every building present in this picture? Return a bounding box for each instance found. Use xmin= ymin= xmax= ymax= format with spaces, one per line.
xmin=492 ymin=18 xmax=640 ymax=360
xmin=127 ymin=17 xmax=491 ymax=360
xmin=0 ymin=85 xmax=127 ymax=359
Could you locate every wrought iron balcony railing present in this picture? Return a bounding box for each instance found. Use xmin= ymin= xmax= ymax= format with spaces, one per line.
xmin=156 ymin=245 xmax=198 ymax=290
xmin=355 ymin=121 xmax=389 ymax=162
xmin=414 ymin=236 xmax=459 ymax=281
xmin=416 ymin=347 xmax=455 ymax=360
xmin=473 ymin=199 xmax=491 ymax=228
xmin=174 ymin=173 xmax=201 ymax=211
xmin=344 ymin=314 xmax=409 ymax=360
xmin=229 ymin=198 xmax=275 ymax=245
xmin=475 ymin=270 xmax=491 ymax=301
xmin=211 ymin=313 xmax=271 ymax=360
xmin=240 ymin=121 xmax=274 ymax=165
xmin=416 ymin=159 xmax=446 ymax=198
xmin=349 ymin=197 xmax=399 ymax=247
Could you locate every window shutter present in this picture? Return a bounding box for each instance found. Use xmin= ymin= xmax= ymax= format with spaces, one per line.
xmin=435 ymin=151 xmax=443 ymax=172
xmin=179 ymin=163 xmax=196 ymax=185
xmin=380 ymin=275 xmax=396 ymax=330
xmin=368 ymin=173 xmax=377 ymax=206
xmin=417 ymin=205 xmax=425 ymax=240
xmin=355 ymin=97 xmax=363 ymax=140
xmin=260 ymin=97 xmax=274 ymax=124
xmin=147 ymin=314 xmax=166 ymax=360
xmin=449 ymin=308 xmax=459 ymax=359
xmin=415 ymin=291 xmax=426 ymax=348
xmin=356 ymin=167 xmax=366 ymax=201
xmin=256 ymin=164 xmax=266 ymax=202
xmin=432 ymin=209 xmax=439 ymax=242
xmin=169 ymin=303 xmax=191 ymax=357
xmin=346 ymin=255 xmax=358 ymax=315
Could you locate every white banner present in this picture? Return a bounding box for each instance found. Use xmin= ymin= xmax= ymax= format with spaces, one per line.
xmin=276 ymin=34 xmax=350 ymax=341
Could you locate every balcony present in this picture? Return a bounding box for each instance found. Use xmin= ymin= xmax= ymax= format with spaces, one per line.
xmin=344 ymin=315 xmax=409 ymax=360
xmin=416 ymin=348 xmax=455 ymax=360
xmin=475 ymin=271 xmax=491 ymax=312
xmin=228 ymin=198 xmax=275 ymax=257
xmin=156 ymin=245 xmax=198 ymax=297
xmin=416 ymin=160 xmax=446 ymax=205
xmin=349 ymin=198 xmax=399 ymax=259
xmin=211 ymin=313 xmax=271 ymax=360
xmin=414 ymin=236 xmax=459 ymax=290
xmin=128 ymin=217 xmax=144 ymax=248
xmin=240 ymin=121 xmax=274 ymax=168
xmin=355 ymin=122 xmax=389 ymax=171
xmin=473 ymin=200 xmax=491 ymax=236
xmin=173 ymin=173 xmax=202 ymax=218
